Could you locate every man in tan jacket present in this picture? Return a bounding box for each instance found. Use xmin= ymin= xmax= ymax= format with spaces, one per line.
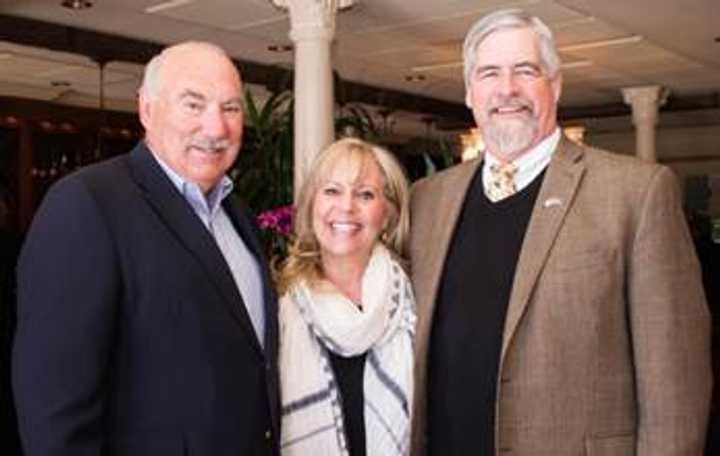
xmin=410 ymin=8 xmax=711 ymax=456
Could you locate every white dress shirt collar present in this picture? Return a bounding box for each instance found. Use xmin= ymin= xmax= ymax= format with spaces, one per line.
xmin=482 ymin=127 xmax=561 ymax=195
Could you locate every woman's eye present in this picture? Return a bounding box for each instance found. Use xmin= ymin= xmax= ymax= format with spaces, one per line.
xmin=322 ymin=187 xmax=339 ymax=196
xmin=358 ymin=191 xmax=375 ymax=201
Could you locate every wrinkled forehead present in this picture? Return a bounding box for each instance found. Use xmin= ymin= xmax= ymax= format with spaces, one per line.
xmin=160 ymin=49 xmax=242 ymax=96
xmin=474 ymin=27 xmax=542 ymax=67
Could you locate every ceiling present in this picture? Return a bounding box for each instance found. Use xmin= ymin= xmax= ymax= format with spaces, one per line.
xmin=0 ymin=0 xmax=719 ymax=135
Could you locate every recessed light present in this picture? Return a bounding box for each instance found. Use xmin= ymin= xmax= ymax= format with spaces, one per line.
xmin=404 ymin=74 xmax=426 ymax=82
xmin=268 ymin=44 xmax=293 ymax=52
xmin=61 ymin=0 xmax=93 ymax=10
xmin=715 ymin=36 xmax=720 ymax=43
xmin=51 ymin=81 xmax=72 ymax=88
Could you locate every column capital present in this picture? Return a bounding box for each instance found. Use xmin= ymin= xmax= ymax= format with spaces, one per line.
xmin=622 ymin=85 xmax=668 ymax=162
xmin=622 ymin=85 xmax=669 ymax=125
xmin=270 ymin=0 xmax=355 ymax=41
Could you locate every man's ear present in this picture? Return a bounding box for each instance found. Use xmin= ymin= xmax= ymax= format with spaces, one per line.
xmin=465 ymin=90 xmax=473 ymax=109
xmin=551 ymin=72 xmax=562 ymax=103
xmin=137 ymin=90 xmax=152 ymax=131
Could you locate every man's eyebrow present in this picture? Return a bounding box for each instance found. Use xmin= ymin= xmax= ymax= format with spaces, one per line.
xmin=178 ymin=89 xmax=205 ymax=101
xmin=514 ymin=61 xmax=542 ymax=70
xmin=475 ymin=64 xmax=500 ymax=73
xmin=475 ymin=61 xmax=542 ymax=72
xmin=222 ymin=96 xmax=243 ymax=105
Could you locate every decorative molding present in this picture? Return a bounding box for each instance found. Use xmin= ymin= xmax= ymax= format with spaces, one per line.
xmin=622 ymin=85 xmax=669 ymax=125
xmin=270 ymin=0 xmax=356 ymax=41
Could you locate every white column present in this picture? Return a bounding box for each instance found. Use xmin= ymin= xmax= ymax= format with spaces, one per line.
xmin=271 ymin=0 xmax=354 ymax=198
xmin=622 ymin=85 xmax=668 ymax=162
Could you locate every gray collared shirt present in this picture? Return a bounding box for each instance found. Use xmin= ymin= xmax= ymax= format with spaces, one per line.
xmin=153 ymin=153 xmax=265 ymax=346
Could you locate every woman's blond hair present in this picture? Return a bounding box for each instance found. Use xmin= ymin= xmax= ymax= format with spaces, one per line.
xmin=277 ymin=138 xmax=410 ymax=294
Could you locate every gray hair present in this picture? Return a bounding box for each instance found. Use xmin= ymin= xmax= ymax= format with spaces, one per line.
xmin=139 ymin=41 xmax=233 ymax=100
xmin=462 ymin=9 xmax=561 ymax=91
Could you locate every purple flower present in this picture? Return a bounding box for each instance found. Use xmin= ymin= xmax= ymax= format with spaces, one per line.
xmin=257 ymin=205 xmax=294 ymax=237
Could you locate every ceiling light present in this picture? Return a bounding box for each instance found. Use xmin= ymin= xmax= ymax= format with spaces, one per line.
xmin=144 ymin=0 xmax=195 ymax=14
xmin=411 ymin=61 xmax=462 ymax=73
xmin=561 ymin=60 xmax=593 ymax=69
xmin=51 ymin=81 xmax=72 ymax=88
xmin=558 ymin=35 xmax=642 ymax=52
xmin=715 ymin=36 xmax=720 ymax=43
xmin=61 ymin=0 xmax=93 ymax=10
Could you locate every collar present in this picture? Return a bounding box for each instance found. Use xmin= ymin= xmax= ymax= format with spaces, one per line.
xmin=149 ymin=145 xmax=234 ymax=223
xmin=483 ymin=127 xmax=561 ymax=193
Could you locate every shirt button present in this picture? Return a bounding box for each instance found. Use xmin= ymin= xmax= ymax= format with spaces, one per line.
xmin=264 ymin=430 xmax=272 ymax=440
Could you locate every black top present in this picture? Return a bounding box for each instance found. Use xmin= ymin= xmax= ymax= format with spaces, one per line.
xmin=329 ymin=351 xmax=367 ymax=456
xmin=427 ymin=163 xmax=544 ymax=456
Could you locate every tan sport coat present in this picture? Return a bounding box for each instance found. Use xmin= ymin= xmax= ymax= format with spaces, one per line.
xmin=409 ymin=138 xmax=712 ymax=456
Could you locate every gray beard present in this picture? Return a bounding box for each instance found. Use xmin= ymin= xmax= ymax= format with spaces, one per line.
xmin=483 ymin=116 xmax=538 ymax=160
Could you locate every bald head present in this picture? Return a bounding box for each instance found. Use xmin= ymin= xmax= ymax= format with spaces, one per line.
xmin=138 ymin=41 xmax=245 ymax=193
xmin=140 ymin=41 xmax=239 ymax=101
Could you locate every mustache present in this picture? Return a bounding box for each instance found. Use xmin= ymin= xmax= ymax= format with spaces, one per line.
xmin=487 ymin=97 xmax=533 ymax=115
xmin=189 ymin=138 xmax=232 ymax=153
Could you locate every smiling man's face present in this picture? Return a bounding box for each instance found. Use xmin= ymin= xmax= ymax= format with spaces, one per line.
xmin=139 ymin=45 xmax=244 ymax=193
xmin=466 ymin=27 xmax=561 ymax=161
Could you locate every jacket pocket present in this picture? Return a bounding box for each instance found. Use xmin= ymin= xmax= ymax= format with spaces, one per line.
xmin=585 ymin=432 xmax=635 ymax=456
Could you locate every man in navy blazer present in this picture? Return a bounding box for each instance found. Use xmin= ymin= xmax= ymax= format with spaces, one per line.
xmin=12 ymin=41 xmax=279 ymax=455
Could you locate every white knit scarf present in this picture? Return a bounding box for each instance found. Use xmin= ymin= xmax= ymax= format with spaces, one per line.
xmin=279 ymin=245 xmax=416 ymax=456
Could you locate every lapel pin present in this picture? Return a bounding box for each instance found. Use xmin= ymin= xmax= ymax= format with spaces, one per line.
xmin=543 ymin=197 xmax=563 ymax=208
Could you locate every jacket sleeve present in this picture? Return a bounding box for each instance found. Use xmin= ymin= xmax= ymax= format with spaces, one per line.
xmin=12 ymin=176 xmax=120 ymax=456
xmin=628 ymin=166 xmax=712 ymax=455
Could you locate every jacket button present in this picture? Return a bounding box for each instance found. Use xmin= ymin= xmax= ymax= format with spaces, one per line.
xmin=265 ymin=430 xmax=272 ymax=440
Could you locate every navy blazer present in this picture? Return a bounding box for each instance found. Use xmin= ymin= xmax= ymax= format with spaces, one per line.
xmin=12 ymin=142 xmax=280 ymax=455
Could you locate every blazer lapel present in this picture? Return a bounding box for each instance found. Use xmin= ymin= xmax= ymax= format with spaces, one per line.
xmin=127 ymin=143 xmax=264 ymax=355
xmin=500 ymin=139 xmax=586 ymax=360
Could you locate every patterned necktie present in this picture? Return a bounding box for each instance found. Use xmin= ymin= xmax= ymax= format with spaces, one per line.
xmin=486 ymin=162 xmax=518 ymax=202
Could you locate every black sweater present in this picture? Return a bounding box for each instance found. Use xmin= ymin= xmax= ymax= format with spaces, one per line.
xmin=427 ymin=164 xmax=544 ymax=456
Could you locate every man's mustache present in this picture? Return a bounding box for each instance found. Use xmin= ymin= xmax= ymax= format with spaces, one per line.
xmin=190 ymin=138 xmax=232 ymax=153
